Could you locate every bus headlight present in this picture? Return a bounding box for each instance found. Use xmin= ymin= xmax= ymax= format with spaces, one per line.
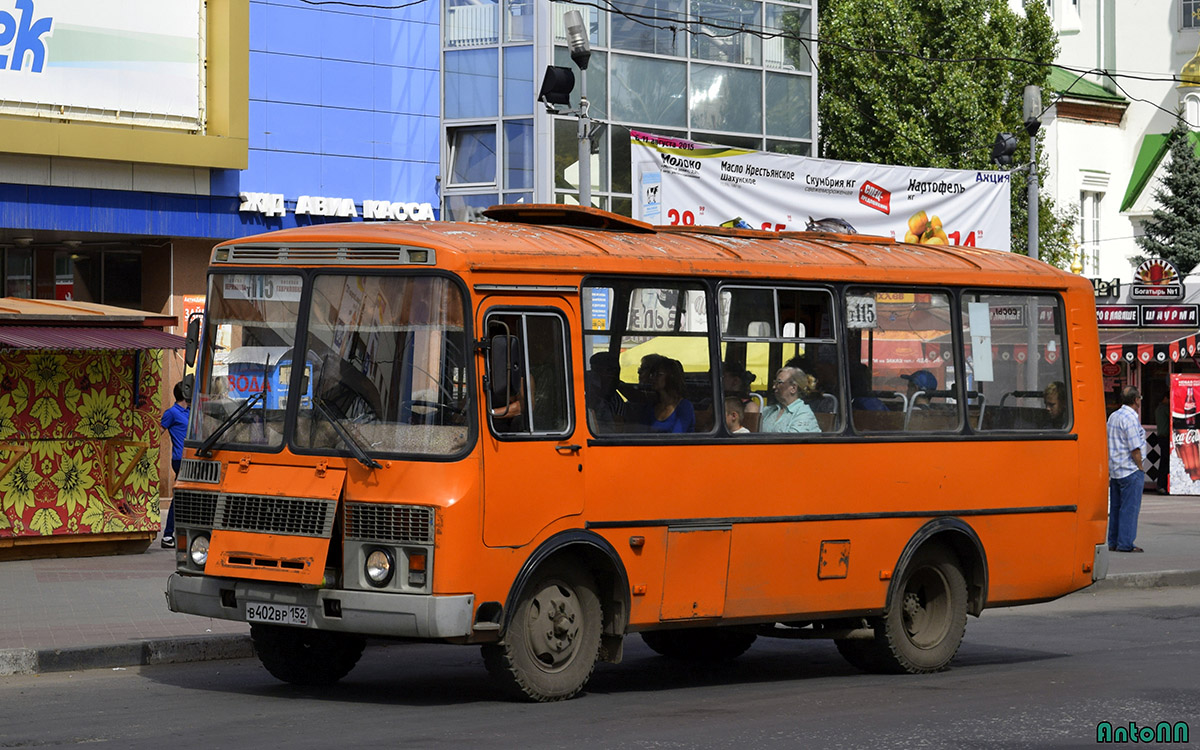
xmin=365 ymin=548 xmax=394 ymax=586
xmin=189 ymin=534 xmax=210 ymax=567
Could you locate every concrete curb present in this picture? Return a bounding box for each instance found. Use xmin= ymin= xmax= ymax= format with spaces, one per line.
xmin=1092 ymin=569 xmax=1200 ymax=591
xmin=0 ymin=634 xmax=252 ymax=676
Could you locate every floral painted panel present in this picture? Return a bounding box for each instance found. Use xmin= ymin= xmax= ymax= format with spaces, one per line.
xmin=0 ymin=349 xmax=163 ymax=539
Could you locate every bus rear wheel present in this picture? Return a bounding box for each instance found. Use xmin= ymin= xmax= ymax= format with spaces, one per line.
xmin=640 ymin=628 xmax=757 ymax=661
xmin=250 ymin=624 xmax=366 ymax=686
xmin=836 ymin=546 xmax=967 ymax=674
xmin=482 ymin=562 xmax=602 ymax=702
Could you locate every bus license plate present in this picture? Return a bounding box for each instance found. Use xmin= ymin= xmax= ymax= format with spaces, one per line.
xmin=245 ymin=602 xmax=309 ymax=626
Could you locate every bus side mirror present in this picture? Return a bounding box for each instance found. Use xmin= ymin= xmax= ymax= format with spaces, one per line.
xmin=181 ymin=373 xmax=194 ymax=401
xmin=489 ymin=335 xmax=522 ymax=404
xmin=184 ymin=315 xmax=201 ymax=367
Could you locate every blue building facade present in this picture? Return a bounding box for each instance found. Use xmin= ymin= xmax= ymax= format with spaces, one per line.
xmin=0 ymin=0 xmax=441 ymax=313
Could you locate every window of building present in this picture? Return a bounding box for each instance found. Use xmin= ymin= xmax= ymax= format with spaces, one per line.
xmin=448 ymin=126 xmax=497 ymax=186
xmin=3 ymin=248 xmax=32 ymax=297
xmin=1185 ymin=0 xmax=1200 ymax=29
xmin=1079 ymin=191 xmax=1101 ymax=275
xmin=445 ymin=49 xmax=500 ymax=119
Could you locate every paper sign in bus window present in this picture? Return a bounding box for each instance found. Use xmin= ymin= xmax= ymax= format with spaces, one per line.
xmin=968 ymin=302 xmax=994 ymax=382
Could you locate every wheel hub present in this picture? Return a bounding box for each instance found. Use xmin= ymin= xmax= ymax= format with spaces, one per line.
xmin=526 ymin=585 xmax=581 ymax=670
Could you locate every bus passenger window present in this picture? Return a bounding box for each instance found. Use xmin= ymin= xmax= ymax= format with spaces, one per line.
xmin=962 ymin=292 xmax=1070 ymax=431
xmin=581 ymin=281 xmax=714 ymax=435
xmin=486 ymin=311 xmax=571 ymax=437
xmin=847 ymin=288 xmax=960 ymax=433
xmin=719 ymin=285 xmax=842 ymax=436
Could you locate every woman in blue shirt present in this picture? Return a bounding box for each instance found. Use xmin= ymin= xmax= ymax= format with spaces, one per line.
xmin=637 ymin=354 xmax=694 ymax=433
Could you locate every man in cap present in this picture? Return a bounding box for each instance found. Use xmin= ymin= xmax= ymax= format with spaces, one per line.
xmin=902 ymin=369 xmax=938 ymax=410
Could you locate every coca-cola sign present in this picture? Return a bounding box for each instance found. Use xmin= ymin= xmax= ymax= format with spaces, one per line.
xmin=1169 ymin=373 xmax=1200 ymax=494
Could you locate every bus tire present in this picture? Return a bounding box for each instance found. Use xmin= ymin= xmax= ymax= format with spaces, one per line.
xmin=482 ymin=562 xmax=603 ymax=702
xmin=841 ymin=545 xmax=968 ymax=674
xmin=250 ymin=624 xmax=366 ymax=686
xmin=640 ymin=629 xmax=757 ymax=661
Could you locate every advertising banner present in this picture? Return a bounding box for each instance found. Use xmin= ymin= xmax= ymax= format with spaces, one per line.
xmin=1169 ymin=373 xmax=1200 ymax=495
xmin=0 ymin=0 xmax=203 ymax=128
xmin=632 ymin=130 xmax=1012 ymax=251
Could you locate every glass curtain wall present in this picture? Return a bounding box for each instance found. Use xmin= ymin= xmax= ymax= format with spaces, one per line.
xmin=442 ymin=0 xmax=815 ymax=219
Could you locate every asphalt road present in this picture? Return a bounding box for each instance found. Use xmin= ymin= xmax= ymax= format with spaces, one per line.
xmin=2 ymin=586 xmax=1197 ymax=749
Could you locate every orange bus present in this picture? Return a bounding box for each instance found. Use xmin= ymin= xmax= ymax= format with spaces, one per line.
xmin=167 ymin=205 xmax=1109 ymax=701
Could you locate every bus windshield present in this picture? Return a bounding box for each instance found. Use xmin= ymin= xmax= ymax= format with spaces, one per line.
xmin=190 ymin=273 xmax=304 ymax=450
xmin=293 ymin=274 xmax=471 ymax=457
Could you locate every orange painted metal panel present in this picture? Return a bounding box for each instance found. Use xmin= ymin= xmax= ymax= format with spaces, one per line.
xmin=660 ymin=528 xmax=731 ymax=620
xmin=220 ymin=461 xmax=345 ymax=500
xmin=206 ymin=528 xmax=329 ymax=585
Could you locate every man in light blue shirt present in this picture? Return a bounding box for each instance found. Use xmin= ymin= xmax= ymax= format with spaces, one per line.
xmin=1106 ymin=386 xmax=1147 ymax=553
xmin=760 ymin=367 xmax=820 ymax=433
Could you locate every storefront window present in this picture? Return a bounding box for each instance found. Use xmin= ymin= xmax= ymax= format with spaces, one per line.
xmin=5 ymin=248 xmax=33 ymax=297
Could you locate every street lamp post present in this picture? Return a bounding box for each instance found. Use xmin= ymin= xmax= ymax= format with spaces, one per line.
xmin=564 ymin=11 xmax=592 ymax=206
xmin=1023 ymin=85 xmax=1041 ymax=263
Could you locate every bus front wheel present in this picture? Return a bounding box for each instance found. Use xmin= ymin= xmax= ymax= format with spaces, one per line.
xmin=482 ymin=562 xmax=603 ymax=702
xmin=837 ymin=545 xmax=967 ymax=674
xmin=250 ymin=624 xmax=366 ymax=686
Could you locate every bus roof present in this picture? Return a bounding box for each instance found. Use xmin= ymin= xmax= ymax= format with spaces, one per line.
xmin=214 ymin=205 xmax=1081 ymax=289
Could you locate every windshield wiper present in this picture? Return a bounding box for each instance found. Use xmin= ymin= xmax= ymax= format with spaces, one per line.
xmin=311 ymin=395 xmax=382 ymax=469
xmin=196 ymin=390 xmax=265 ymax=457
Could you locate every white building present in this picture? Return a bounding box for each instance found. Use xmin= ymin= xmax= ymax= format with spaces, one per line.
xmin=1040 ymin=0 xmax=1200 ymax=283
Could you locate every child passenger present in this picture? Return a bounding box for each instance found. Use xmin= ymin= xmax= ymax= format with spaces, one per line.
xmin=725 ymin=396 xmax=750 ymax=434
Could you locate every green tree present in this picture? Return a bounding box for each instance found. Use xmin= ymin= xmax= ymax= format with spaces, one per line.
xmin=1134 ymin=118 xmax=1200 ymax=277
xmin=816 ymin=0 xmax=1076 ymax=267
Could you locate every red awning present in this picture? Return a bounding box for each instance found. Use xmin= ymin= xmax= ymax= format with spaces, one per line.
xmin=0 ymin=326 xmax=186 ymax=350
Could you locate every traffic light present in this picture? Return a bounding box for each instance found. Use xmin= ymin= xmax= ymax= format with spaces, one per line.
xmin=990 ymin=132 xmax=1018 ymax=166
xmin=538 ymin=65 xmax=575 ymax=108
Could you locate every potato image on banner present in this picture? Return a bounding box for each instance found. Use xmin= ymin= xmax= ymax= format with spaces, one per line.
xmin=907 ymin=210 xmax=928 ymax=237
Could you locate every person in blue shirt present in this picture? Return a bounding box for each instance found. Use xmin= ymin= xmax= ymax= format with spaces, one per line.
xmin=160 ymin=381 xmax=189 ymax=549
xmin=636 ymin=354 xmax=694 ymax=433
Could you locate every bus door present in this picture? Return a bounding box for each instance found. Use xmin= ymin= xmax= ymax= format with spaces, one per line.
xmin=479 ymin=302 xmax=583 ymax=548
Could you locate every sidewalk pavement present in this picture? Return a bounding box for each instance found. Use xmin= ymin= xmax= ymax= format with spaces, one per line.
xmin=1 ymin=492 xmax=1197 ymax=676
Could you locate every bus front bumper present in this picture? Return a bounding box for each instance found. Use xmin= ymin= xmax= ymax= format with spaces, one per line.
xmin=167 ymin=573 xmax=475 ymax=640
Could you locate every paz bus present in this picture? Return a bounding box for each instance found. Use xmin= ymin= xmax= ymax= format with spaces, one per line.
xmin=166 ymin=205 xmax=1108 ymax=701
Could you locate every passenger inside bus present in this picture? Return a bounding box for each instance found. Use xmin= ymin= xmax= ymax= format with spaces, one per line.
xmin=760 ymin=367 xmax=820 ymax=433
xmin=724 ymin=396 xmax=750 ymax=434
xmin=635 ymin=354 xmax=695 ymax=433
xmin=586 ymin=351 xmax=631 ymax=433
xmin=902 ymin=370 xmax=938 ymax=410
xmin=721 ymin=361 xmax=761 ymax=430
xmin=1045 ymin=381 xmax=1068 ymax=429
xmin=850 ymin=363 xmax=887 ymax=412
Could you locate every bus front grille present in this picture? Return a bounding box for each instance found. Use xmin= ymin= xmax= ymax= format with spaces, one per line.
xmin=173 ymin=489 xmax=219 ymax=527
xmin=215 ymin=495 xmax=338 ymax=538
xmin=344 ymin=503 xmax=434 ymax=544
